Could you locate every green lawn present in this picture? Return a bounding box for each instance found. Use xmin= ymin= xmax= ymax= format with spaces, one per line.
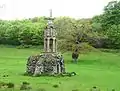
xmin=0 ymin=46 xmax=120 ymax=91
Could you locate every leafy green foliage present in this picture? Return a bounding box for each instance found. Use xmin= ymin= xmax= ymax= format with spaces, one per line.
xmin=91 ymin=0 xmax=120 ymax=49
xmin=55 ymin=17 xmax=101 ymax=51
xmin=0 ymin=17 xmax=46 ymax=46
xmin=1 ymin=0 xmax=120 ymax=50
xmin=0 ymin=16 xmax=100 ymax=51
xmin=103 ymin=1 xmax=120 ymax=29
xmin=105 ymin=25 xmax=120 ymax=48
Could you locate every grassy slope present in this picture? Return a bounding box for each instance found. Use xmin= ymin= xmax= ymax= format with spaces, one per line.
xmin=0 ymin=46 xmax=120 ymax=91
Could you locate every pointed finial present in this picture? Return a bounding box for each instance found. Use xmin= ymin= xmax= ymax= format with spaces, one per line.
xmin=50 ymin=9 xmax=52 ymax=18
xmin=45 ymin=9 xmax=54 ymax=21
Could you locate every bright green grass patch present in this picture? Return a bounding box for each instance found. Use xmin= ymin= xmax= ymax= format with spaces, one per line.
xmin=0 ymin=46 xmax=120 ymax=91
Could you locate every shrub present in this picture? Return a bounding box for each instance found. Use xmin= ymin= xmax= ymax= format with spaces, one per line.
xmin=53 ymin=84 xmax=59 ymax=88
xmin=20 ymin=82 xmax=31 ymax=90
xmin=22 ymin=82 xmax=30 ymax=85
xmin=79 ymin=42 xmax=98 ymax=53
xmin=6 ymin=82 xmax=14 ymax=88
xmin=2 ymin=75 xmax=9 ymax=77
xmin=0 ymin=82 xmax=6 ymax=88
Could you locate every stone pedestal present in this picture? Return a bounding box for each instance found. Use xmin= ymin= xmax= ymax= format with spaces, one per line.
xmin=26 ymin=53 xmax=65 ymax=76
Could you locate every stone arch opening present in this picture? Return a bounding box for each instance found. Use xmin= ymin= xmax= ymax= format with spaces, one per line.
xmin=50 ymin=39 xmax=53 ymax=52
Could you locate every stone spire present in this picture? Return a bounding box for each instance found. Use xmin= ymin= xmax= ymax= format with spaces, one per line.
xmin=50 ymin=9 xmax=52 ymax=17
xmin=44 ymin=10 xmax=57 ymax=53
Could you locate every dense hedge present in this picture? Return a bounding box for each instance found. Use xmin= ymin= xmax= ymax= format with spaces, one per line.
xmin=0 ymin=18 xmax=46 ymax=46
xmin=91 ymin=0 xmax=120 ymax=49
xmin=0 ymin=17 xmax=111 ymax=50
xmin=0 ymin=12 xmax=120 ymax=50
xmin=0 ymin=17 xmax=102 ymax=49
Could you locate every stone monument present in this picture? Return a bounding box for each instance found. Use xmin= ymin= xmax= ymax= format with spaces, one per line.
xmin=25 ymin=10 xmax=65 ymax=76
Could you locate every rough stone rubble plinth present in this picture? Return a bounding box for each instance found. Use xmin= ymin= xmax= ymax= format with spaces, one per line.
xmin=26 ymin=53 xmax=65 ymax=76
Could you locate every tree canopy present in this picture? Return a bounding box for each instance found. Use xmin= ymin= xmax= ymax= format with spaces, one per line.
xmin=0 ymin=0 xmax=120 ymax=50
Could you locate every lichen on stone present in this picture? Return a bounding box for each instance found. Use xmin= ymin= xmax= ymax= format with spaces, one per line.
xmin=25 ymin=53 xmax=65 ymax=76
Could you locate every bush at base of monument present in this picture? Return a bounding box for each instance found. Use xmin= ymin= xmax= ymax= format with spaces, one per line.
xmin=25 ymin=53 xmax=65 ymax=76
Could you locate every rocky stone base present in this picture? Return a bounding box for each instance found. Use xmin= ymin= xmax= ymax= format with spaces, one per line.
xmin=25 ymin=53 xmax=65 ymax=76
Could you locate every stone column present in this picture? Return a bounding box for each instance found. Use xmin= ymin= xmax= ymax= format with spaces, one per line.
xmin=47 ymin=38 xmax=50 ymax=52
xmin=53 ymin=29 xmax=55 ymax=37
xmin=53 ymin=38 xmax=55 ymax=52
xmin=47 ymin=29 xmax=50 ymax=36
xmin=50 ymin=28 xmax=52 ymax=36
xmin=55 ymin=39 xmax=57 ymax=52
xmin=44 ymin=38 xmax=46 ymax=52
xmin=58 ymin=63 xmax=61 ymax=73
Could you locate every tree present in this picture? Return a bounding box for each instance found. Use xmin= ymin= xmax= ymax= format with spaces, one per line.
xmin=106 ymin=24 xmax=120 ymax=49
xmin=102 ymin=1 xmax=120 ymax=29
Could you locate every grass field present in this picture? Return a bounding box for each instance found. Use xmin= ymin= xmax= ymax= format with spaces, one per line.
xmin=0 ymin=46 xmax=120 ymax=91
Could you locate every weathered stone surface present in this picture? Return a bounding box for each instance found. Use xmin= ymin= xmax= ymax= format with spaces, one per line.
xmin=25 ymin=11 xmax=68 ymax=77
xmin=26 ymin=53 xmax=65 ymax=76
